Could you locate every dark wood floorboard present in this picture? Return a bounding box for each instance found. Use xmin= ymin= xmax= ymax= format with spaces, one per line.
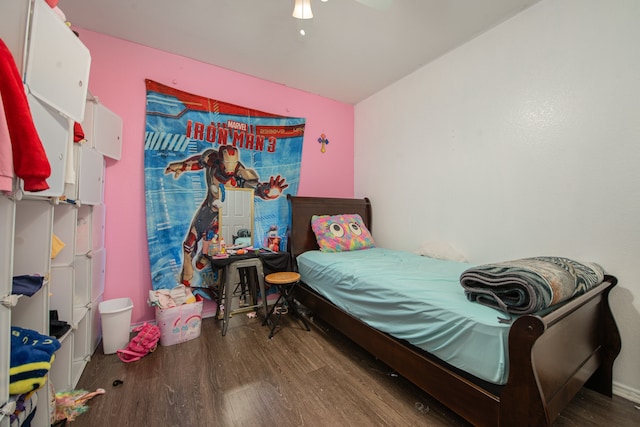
xmin=72 ymin=311 xmax=640 ymax=426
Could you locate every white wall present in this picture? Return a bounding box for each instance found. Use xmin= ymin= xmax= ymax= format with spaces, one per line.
xmin=355 ymin=0 xmax=640 ymax=401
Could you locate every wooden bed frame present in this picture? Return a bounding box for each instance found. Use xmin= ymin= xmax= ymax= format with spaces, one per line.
xmin=287 ymin=195 xmax=621 ymax=426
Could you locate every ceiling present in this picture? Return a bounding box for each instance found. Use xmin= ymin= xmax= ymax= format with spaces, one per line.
xmin=58 ymin=0 xmax=542 ymax=104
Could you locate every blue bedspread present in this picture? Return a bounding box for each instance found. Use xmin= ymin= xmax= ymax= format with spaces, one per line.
xmin=297 ymin=248 xmax=511 ymax=385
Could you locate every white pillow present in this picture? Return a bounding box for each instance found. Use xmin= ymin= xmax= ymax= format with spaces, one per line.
xmin=415 ymin=241 xmax=467 ymax=262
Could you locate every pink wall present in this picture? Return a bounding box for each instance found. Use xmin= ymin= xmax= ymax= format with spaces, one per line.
xmin=76 ymin=29 xmax=354 ymax=325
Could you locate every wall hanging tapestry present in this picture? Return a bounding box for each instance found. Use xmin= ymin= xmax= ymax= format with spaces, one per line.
xmin=144 ymin=80 xmax=305 ymax=291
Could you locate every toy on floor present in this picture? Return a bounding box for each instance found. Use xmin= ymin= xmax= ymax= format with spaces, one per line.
xmin=54 ymin=388 xmax=105 ymax=422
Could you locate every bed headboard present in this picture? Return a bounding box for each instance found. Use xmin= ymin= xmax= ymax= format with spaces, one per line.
xmin=287 ymin=195 xmax=372 ymax=260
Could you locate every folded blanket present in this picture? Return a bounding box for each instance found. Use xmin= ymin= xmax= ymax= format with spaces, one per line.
xmin=460 ymin=256 xmax=604 ymax=316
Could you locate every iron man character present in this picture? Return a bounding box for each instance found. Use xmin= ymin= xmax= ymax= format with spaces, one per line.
xmin=164 ymin=145 xmax=288 ymax=286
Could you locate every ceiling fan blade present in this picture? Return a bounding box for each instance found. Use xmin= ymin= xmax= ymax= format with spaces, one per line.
xmin=353 ymin=0 xmax=393 ymax=10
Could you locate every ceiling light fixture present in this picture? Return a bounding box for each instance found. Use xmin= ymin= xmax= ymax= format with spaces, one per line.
xmin=292 ymin=0 xmax=313 ymax=20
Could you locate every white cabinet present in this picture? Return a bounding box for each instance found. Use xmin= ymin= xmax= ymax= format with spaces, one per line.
xmin=63 ymin=145 xmax=105 ymax=205
xmin=88 ymin=204 xmax=106 ymax=354
xmin=90 ymin=100 xmax=123 ymax=161
xmin=76 ymin=96 xmax=122 ymax=353
xmin=0 ymin=2 xmax=111 ymax=426
xmin=77 ymin=146 xmax=105 ymax=205
xmin=0 ymin=197 xmax=15 ymax=427
xmin=24 ymin=93 xmax=71 ymax=198
xmin=5 ymin=199 xmax=53 ymax=427
xmin=48 ymin=102 xmax=121 ymax=396
xmin=82 ymin=93 xmax=123 ymax=160
xmin=1 ymin=0 xmax=91 ymax=200
xmin=49 ymin=202 xmax=76 ymax=393
xmin=0 ymin=3 xmax=29 ymax=90
xmin=12 ymin=200 xmax=53 ymax=332
xmin=61 ymin=96 xmax=122 ymax=362
xmin=0 ymin=301 xmax=9 ymax=427
xmin=64 ymin=94 xmax=123 ymax=205
xmin=78 ymin=205 xmax=108 ymax=355
xmin=24 ymin=0 xmax=91 ymax=123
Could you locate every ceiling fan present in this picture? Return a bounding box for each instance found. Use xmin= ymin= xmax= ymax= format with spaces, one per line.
xmin=292 ymin=0 xmax=393 ymax=20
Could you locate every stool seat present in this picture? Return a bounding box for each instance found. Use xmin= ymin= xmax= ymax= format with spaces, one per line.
xmin=265 ymin=272 xmax=300 ymax=285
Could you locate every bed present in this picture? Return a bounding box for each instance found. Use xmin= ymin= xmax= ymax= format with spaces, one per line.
xmin=287 ymin=195 xmax=621 ymax=426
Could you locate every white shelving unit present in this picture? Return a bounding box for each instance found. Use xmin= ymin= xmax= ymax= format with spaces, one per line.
xmin=49 ymin=95 xmax=121 ymax=393
xmin=0 ymin=197 xmax=14 ymax=427
xmin=48 ymin=90 xmax=121 ymax=393
xmin=0 ymin=2 xmax=122 ymax=426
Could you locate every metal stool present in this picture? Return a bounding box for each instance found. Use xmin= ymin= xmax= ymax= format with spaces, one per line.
xmin=221 ymin=258 xmax=268 ymax=336
xmin=262 ymin=272 xmax=310 ymax=339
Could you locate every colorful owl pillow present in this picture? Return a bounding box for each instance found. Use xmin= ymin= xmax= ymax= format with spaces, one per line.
xmin=311 ymin=213 xmax=375 ymax=252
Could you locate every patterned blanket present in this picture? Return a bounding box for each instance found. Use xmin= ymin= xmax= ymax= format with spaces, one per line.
xmin=460 ymin=256 xmax=604 ymax=316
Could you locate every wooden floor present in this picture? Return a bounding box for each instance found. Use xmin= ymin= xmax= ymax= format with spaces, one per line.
xmin=73 ymin=311 xmax=640 ymax=427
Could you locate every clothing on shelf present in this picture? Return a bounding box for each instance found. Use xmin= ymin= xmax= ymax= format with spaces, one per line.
xmin=11 ymin=275 xmax=45 ymax=297
xmin=49 ymin=310 xmax=71 ymax=339
xmin=7 ymin=390 xmax=38 ymax=427
xmin=10 ymin=326 xmax=61 ymax=395
xmin=51 ymin=234 xmax=66 ymax=259
xmin=0 ymin=39 xmax=51 ymax=193
xmin=0 ymin=92 xmax=13 ymax=194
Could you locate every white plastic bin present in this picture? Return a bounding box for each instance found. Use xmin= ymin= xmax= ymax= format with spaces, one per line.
xmin=155 ymin=297 xmax=203 ymax=346
xmin=98 ymin=297 xmax=133 ymax=354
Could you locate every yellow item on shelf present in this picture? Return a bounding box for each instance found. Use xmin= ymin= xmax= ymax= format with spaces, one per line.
xmin=51 ymin=234 xmax=65 ymax=259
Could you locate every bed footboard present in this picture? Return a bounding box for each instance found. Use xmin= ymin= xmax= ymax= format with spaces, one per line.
xmin=500 ymin=274 xmax=620 ymax=425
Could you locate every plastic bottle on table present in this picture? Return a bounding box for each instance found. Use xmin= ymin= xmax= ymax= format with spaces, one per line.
xmin=209 ymin=236 xmax=218 ymax=256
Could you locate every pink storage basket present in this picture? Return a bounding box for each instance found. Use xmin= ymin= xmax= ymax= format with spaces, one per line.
xmin=155 ymin=296 xmax=203 ymax=346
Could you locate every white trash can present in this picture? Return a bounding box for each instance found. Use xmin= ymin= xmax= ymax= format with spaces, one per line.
xmin=98 ymin=297 xmax=133 ymax=354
